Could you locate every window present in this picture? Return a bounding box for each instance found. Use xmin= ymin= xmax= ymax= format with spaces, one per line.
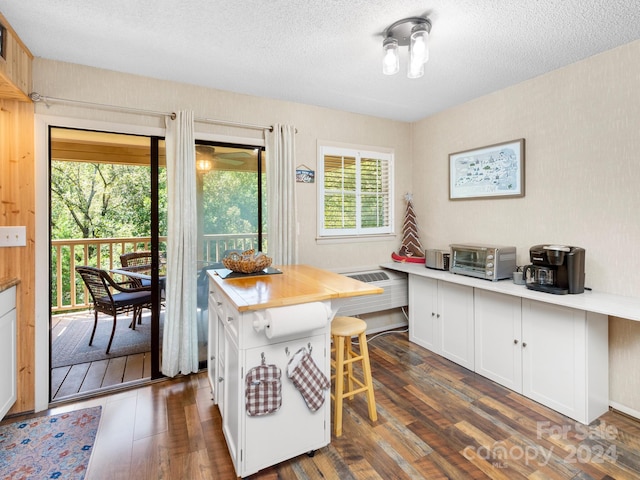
xmin=318 ymin=144 xmax=393 ymax=237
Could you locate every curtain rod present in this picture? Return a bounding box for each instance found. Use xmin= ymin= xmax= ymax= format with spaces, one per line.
xmin=28 ymin=92 xmax=274 ymax=132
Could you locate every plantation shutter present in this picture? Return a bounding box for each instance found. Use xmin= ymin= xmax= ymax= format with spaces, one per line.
xmin=319 ymin=146 xmax=393 ymax=237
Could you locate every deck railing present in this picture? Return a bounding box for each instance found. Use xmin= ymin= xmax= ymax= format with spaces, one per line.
xmin=51 ymin=233 xmax=262 ymax=312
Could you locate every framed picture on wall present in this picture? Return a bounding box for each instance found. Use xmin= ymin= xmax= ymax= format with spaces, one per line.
xmin=449 ymin=138 xmax=525 ymax=200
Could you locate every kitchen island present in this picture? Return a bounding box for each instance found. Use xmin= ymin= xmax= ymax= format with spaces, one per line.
xmin=207 ymin=264 xmax=382 ymax=478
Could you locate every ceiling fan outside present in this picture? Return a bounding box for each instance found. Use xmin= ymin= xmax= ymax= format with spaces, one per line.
xmin=196 ymin=145 xmax=252 ymax=167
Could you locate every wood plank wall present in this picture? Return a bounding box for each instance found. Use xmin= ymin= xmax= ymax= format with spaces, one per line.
xmin=0 ymin=98 xmax=35 ymax=414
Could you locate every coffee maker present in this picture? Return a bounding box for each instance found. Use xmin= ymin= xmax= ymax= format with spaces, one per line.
xmin=522 ymin=245 xmax=585 ymax=294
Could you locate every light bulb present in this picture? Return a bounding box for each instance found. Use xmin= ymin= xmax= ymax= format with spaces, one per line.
xmin=407 ymin=58 xmax=424 ymax=79
xmin=410 ymin=23 xmax=430 ymax=66
xmin=382 ymin=37 xmax=399 ymax=75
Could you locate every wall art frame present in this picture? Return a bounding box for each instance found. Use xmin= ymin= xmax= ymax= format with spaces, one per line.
xmin=449 ymin=138 xmax=525 ymax=200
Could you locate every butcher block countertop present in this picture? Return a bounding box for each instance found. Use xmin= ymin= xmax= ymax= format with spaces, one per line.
xmin=208 ymin=264 xmax=383 ymax=312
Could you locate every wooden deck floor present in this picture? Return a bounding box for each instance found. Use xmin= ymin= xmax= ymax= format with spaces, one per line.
xmin=51 ymin=352 xmax=153 ymax=402
xmin=51 ymin=312 xmax=152 ymax=402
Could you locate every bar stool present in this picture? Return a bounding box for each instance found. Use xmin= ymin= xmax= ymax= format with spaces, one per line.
xmin=330 ymin=316 xmax=377 ymax=437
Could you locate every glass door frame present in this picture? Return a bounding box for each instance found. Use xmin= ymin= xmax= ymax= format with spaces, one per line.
xmin=47 ymin=127 xmax=166 ymax=402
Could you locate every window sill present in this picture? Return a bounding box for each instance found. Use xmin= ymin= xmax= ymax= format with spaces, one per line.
xmin=315 ymin=233 xmax=397 ymax=245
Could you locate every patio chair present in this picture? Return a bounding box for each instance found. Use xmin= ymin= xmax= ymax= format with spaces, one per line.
xmin=75 ymin=266 xmax=153 ymax=354
xmin=119 ymin=251 xmax=153 ymax=287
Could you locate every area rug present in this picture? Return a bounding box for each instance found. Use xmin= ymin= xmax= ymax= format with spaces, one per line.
xmin=51 ymin=313 xmax=160 ymax=368
xmin=0 ymin=406 xmax=101 ymax=479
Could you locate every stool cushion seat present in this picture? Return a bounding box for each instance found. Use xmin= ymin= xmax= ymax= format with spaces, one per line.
xmin=331 ymin=316 xmax=367 ymax=337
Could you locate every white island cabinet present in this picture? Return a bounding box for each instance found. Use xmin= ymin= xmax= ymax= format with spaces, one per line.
xmin=0 ymin=284 xmax=17 ymax=420
xmin=208 ymin=265 xmax=382 ymax=478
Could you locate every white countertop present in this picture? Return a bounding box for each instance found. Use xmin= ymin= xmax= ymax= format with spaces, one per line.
xmin=380 ymin=262 xmax=640 ymax=322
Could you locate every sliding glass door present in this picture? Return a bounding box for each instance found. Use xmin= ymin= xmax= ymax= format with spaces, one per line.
xmin=48 ymin=129 xmax=266 ymax=399
xmin=49 ymin=127 xmax=165 ymax=400
xmin=194 ymin=141 xmax=266 ymax=367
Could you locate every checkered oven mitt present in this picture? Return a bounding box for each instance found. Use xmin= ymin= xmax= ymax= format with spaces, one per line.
xmin=245 ymin=358 xmax=282 ymax=416
xmin=287 ymin=347 xmax=330 ymax=412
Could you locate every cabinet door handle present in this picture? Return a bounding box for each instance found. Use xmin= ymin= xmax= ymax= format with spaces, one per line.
xmin=522 ymin=342 xmax=527 ymax=348
xmin=227 ymin=316 xmax=234 ymax=322
xmin=218 ymin=377 xmax=224 ymax=382
xmin=431 ymin=312 xmax=435 ymax=317
xmin=513 ymin=339 xmax=518 ymax=345
xmin=436 ymin=314 xmax=440 ymax=318
xmin=217 ymin=301 xmax=222 ymax=306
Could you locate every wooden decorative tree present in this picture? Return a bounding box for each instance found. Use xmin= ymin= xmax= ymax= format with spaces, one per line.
xmin=397 ymin=193 xmax=425 ymax=259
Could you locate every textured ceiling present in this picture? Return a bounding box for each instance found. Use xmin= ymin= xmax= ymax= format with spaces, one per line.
xmin=2 ymin=0 xmax=640 ymax=122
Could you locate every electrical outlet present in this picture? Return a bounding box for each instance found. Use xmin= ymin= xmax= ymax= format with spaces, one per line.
xmin=0 ymin=226 xmax=26 ymax=247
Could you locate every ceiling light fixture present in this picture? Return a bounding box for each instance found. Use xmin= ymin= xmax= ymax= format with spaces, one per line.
xmin=382 ymin=16 xmax=432 ymax=79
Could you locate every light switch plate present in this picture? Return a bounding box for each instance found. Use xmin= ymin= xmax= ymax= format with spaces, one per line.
xmin=0 ymin=226 xmax=26 ymax=247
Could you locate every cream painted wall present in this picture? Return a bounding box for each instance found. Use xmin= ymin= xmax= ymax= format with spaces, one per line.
xmin=410 ymin=40 xmax=640 ymax=413
xmin=32 ymin=58 xmax=412 ymax=272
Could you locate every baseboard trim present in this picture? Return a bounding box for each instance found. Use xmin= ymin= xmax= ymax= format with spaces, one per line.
xmin=609 ymin=401 xmax=640 ymax=422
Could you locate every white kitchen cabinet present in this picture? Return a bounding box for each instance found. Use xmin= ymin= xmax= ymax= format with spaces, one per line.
xmin=409 ymin=275 xmax=474 ymax=370
xmin=439 ymin=281 xmax=474 ymax=370
xmin=474 ymin=289 xmax=523 ymax=392
xmin=474 ymin=290 xmax=608 ymax=424
xmin=521 ymin=299 xmax=608 ymax=424
xmin=385 ymin=264 xmax=617 ymax=424
xmin=0 ymin=286 xmax=17 ymax=420
xmin=408 ymin=275 xmax=438 ymax=351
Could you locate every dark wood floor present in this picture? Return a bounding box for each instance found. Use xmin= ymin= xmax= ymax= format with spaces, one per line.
xmin=11 ymin=331 xmax=640 ymax=479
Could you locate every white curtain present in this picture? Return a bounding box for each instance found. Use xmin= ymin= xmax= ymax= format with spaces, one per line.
xmin=266 ymin=124 xmax=298 ymax=265
xmin=162 ymin=111 xmax=199 ymax=377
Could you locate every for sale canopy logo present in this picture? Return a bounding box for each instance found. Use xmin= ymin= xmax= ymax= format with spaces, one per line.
xmin=461 ymin=420 xmax=618 ymax=468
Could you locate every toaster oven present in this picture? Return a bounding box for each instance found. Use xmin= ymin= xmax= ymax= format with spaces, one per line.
xmin=449 ymin=243 xmax=516 ymax=281
xmin=425 ymin=249 xmax=450 ymax=270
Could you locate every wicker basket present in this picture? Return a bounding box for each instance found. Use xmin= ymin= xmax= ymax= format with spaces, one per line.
xmin=222 ymin=250 xmax=272 ymax=274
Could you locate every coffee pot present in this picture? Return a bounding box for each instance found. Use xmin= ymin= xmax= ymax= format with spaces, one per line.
xmin=522 ymin=245 xmax=585 ymax=294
